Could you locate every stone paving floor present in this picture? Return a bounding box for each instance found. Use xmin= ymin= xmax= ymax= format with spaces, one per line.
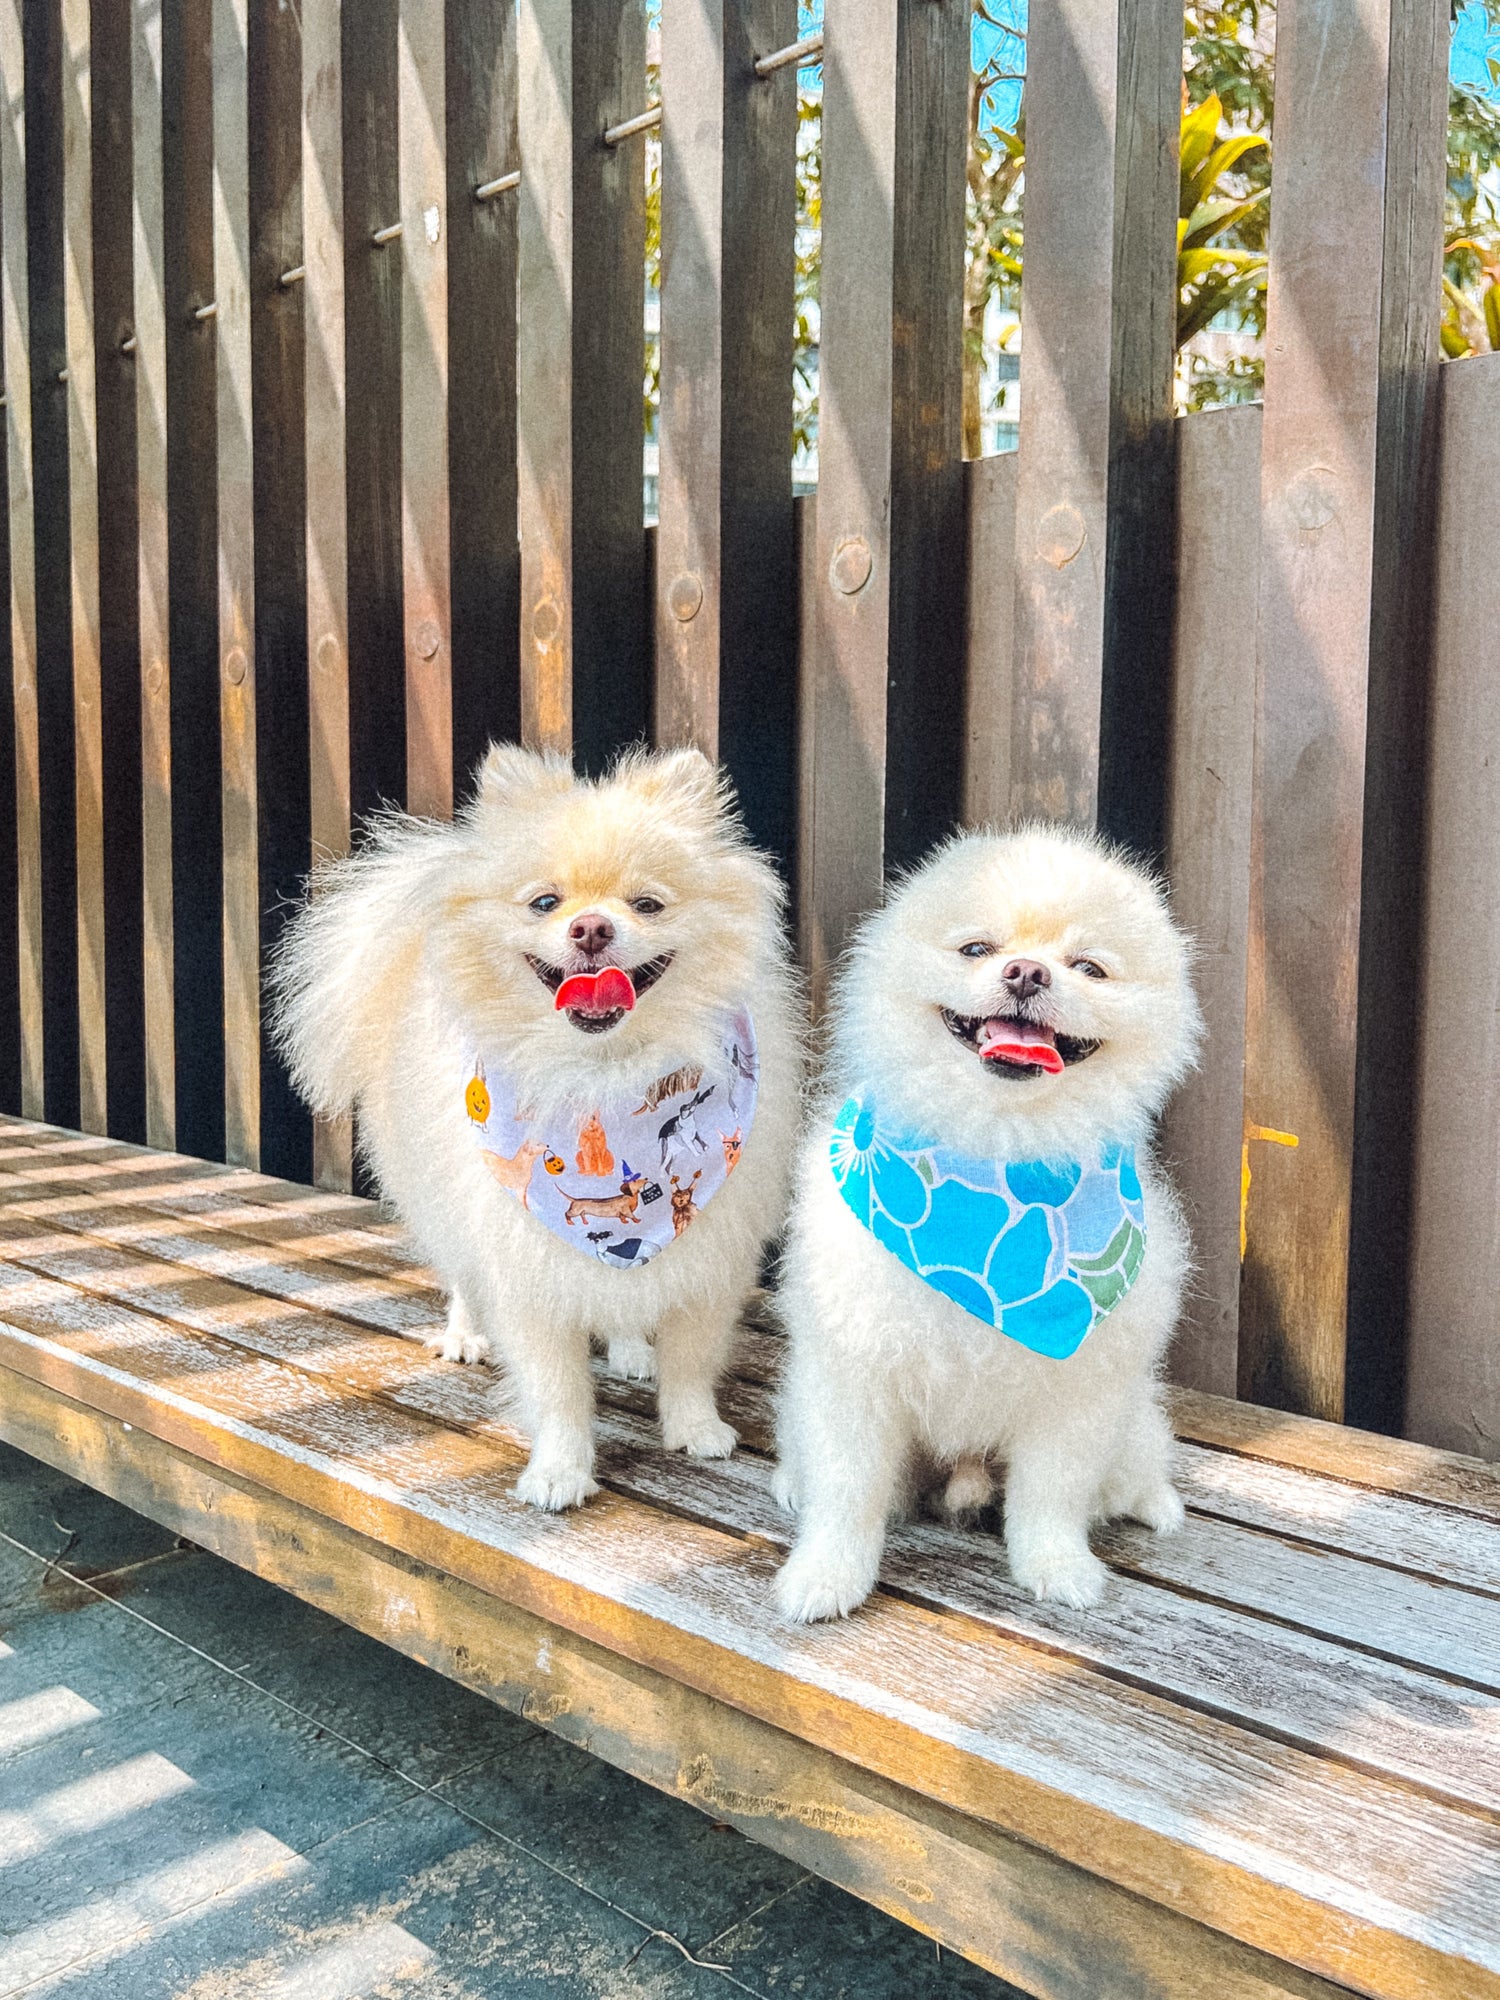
xmin=0 ymin=1441 xmax=1027 ymax=2000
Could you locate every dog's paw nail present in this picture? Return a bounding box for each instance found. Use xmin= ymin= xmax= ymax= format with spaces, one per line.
xmin=664 ymin=1414 xmax=737 ymax=1459
xmin=770 ymin=1466 xmax=799 ymax=1513
xmin=606 ymin=1338 xmax=658 ymax=1383
xmin=773 ymin=1549 xmax=874 ymax=1623
xmin=423 ymin=1328 xmax=487 ymax=1365
xmin=1013 ymin=1547 xmax=1108 ymax=1609
xmin=515 ymin=1463 xmax=599 ymax=1512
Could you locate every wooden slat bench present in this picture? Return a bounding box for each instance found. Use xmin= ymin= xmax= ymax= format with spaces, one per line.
xmin=0 ymin=1113 xmax=1496 ymax=2000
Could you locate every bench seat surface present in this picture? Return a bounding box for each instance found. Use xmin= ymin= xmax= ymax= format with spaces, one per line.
xmin=0 ymin=1113 xmax=1496 ymax=2000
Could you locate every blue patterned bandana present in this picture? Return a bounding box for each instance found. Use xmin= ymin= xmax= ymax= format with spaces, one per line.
xmin=828 ymin=1092 xmax=1145 ymax=1358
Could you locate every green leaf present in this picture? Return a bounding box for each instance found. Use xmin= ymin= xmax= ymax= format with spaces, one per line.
xmin=1485 ymin=281 xmax=1500 ymax=353
xmin=1181 ymin=190 xmax=1269 ymax=252
xmin=1179 ymin=93 xmax=1223 ymax=208
xmin=1186 ymin=131 xmax=1269 ymax=213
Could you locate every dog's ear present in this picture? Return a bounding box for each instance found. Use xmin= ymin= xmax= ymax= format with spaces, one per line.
xmin=474 ymin=741 xmax=574 ymax=814
xmin=626 ymin=745 xmax=724 ymax=817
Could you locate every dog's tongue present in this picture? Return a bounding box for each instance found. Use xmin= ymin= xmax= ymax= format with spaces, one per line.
xmin=978 ymin=1016 xmax=1064 ymax=1074
xmin=554 ymin=966 xmax=637 ymax=1017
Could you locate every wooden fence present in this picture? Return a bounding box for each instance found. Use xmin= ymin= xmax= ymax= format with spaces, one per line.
xmin=1 ymin=0 xmax=1495 ymax=1459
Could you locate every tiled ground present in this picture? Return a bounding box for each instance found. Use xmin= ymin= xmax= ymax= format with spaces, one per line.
xmin=0 ymin=1441 xmax=1027 ymax=1999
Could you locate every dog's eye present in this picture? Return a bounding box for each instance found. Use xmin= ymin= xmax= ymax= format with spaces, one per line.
xmin=630 ymin=896 xmax=665 ymax=916
xmin=958 ymin=941 xmax=995 ymax=959
xmin=1071 ymin=958 xmax=1108 ymax=979
xmin=528 ymin=893 xmax=561 ymax=915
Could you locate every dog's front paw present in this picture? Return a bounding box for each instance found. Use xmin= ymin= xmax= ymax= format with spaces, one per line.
xmin=662 ymin=1410 xmax=737 ymax=1459
xmin=514 ymin=1458 xmax=599 ymax=1512
xmin=1009 ymin=1540 xmax=1109 ymax=1609
xmin=605 ymin=1333 xmax=657 ymax=1383
xmin=770 ymin=1462 xmax=799 ymax=1513
xmin=423 ymin=1312 xmax=489 ymax=1366
xmin=773 ymin=1540 xmax=878 ymax=1623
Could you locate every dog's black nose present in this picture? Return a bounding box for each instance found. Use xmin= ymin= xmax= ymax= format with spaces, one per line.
xmin=1001 ymin=956 xmax=1051 ymax=996
xmin=568 ymin=912 xmax=615 ymax=956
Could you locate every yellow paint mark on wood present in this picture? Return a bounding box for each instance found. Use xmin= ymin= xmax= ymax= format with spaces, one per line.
xmin=678 ymin=1755 xmax=925 ymax=1857
xmin=1240 ymin=1124 xmax=1301 ymax=1260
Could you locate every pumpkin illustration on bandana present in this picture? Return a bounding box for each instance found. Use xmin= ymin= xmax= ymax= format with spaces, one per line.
xmin=465 ymin=1063 xmax=491 ymax=1125
xmin=576 ymin=1112 xmax=614 ymax=1178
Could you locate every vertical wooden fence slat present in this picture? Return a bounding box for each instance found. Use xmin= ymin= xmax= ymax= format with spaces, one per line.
xmin=805 ymin=0 xmax=968 ymax=1002
xmin=962 ymin=452 xmax=1017 ymax=828
xmin=93 ymin=0 xmax=145 ymax=1146
xmin=1007 ymin=0 xmax=1180 ymax=842
xmin=398 ymin=0 xmax=451 ymax=820
xmin=250 ymin=0 xmax=311 ymax=1183
xmin=656 ymin=0 xmax=797 ymax=868
xmin=1407 ymin=352 xmax=1500 ymax=1462
xmin=1241 ymin=0 xmax=1447 ymax=1420
xmin=26 ymin=0 xmax=80 ymax=1132
xmin=214 ymin=0 xmax=257 ymax=1168
xmin=133 ymin=0 xmax=174 ymax=1147
xmin=162 ymin=0 xmax=224 ymax=1161
xmin=1159 ymin=404 xmax=1260 ymax=1399
xmin=304 ymin=0 xmax=352 ymax=1192
xmin=2 ymin=0 xmax=41 ymax=1118
xmin=446 ymin=0 xmax=519 ymax=799
xmin=62 ymin=0 xmax=103 ymax=1134
xmin=343 ymin=0 xmax=404 ymax=821
xmin=516 ymin=0 xmax=647 ymax=770
xmin=0 ymin=54 xmax=14 ymax=1115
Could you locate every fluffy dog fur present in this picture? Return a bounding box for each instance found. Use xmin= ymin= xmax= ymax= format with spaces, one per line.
xmin=272 ymin=744 xmax=802 ymax=1511
xmin=773 ymin=827 xmax=1201 ymax=1619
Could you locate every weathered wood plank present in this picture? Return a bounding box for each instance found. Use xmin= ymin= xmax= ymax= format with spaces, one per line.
xmin=1170 ymin=1384 xmax=1500 ymax=1523
xmin=1159 ymin=406 xmax=1260 ymax=1395
xmin=213 ymin=0 xmax=257 ymax=1170
xmin=0 ymin=1367 xmax=1357 ymax=2000
xmin=1007 ymin=0 xmax=1180 ymax=844
xmin=446 ymin=0 xmax=520 ymax=795
xmin=61 ymin=0 xmax=104 ymax=1135
xmin=0 ymin=1298 xmax=1494 ymax=1999
xmin=655 ymin=0 xmax=797 ymax=868
xmin=132 ymin=0 xmax=174 ymax=1148
xmin=962 ymin=451 xmax=1017 ymax=827
xmin=342 ymin=0 xmax=405 ymax=820
xmin=516 ymin=0 xmax=648 ymax=767
xmin=163 ymin=0 xmax=225 ymax=1160
xmin=2 ymin=0 xmax=42 ymax=1119
xmin=1 ymin=1199 xmax=1497 ymax=1808
xmin=302 ymin=0 xmax=352 ymax=1193
xmin=397 ymin=0 xmax=452 ymax=820
xmin=248 ymin=0 xmax=312 ymax=1185
xmin=805 ymin=0 xmax=968 ymax=1004
xmin=23 ymin=0 xmax=82 ymax=1134
xmin=1241 ymin=0 xmax=1448 ymax=1421
xmin=91 ymin=0 xmax=145 ymax=1145
xmin=1407 ymin=352 xmax=1500 ymax=1464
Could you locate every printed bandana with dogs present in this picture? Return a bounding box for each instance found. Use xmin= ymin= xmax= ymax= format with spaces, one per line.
xmin=462 ymin=1010 xmax=757 ymax=1269
xmin=828 ymin=1092 xmax=1145 ymax=1358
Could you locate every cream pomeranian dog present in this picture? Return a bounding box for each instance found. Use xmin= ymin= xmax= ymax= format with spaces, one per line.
xmin=272 ymin=744 xmax=801 ymax=1511
xmin=773 ymin=827 xmax=1200 ymax=1619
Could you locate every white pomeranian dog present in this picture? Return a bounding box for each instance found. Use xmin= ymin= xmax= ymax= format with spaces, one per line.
xmin=773 ymin=827 xmax=1201 ymax=1619
xmin=272 ymin=743 xmax=802 ymax=1511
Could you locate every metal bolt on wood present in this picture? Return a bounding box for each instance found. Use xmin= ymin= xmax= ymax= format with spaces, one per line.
xmin=830 ymin=535 xmax=873 ymax=595
xmin=278 ymin=265 xmax=305 ymax=287
xmin=474 ymin=170 xmax=520 ymax=201
xmin=371 ymin=222 xmax=403 ymax=245
xmin=193 ymin=301 xmax=218 ymax=321
xmin=667 ymin=572 xmax=703 ymax=622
